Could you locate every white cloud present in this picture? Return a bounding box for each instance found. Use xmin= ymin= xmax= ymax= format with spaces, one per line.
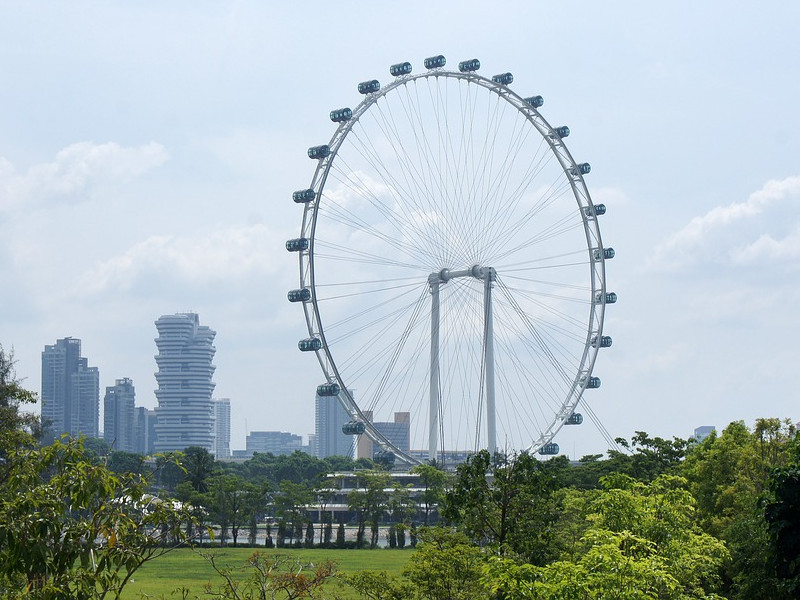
xmin=731 ymin=225 xmax=800 ymax=264
xmin=649 ymin=175 xmax=800 ymax=271
xmin=75 ymin=224 xmax=279 ymax=296
xmin=0 ymin=142 xmax=168 ymax=213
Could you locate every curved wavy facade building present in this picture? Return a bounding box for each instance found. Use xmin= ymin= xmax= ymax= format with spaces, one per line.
xmin=153 ymin=313 xmax=216 ymax=452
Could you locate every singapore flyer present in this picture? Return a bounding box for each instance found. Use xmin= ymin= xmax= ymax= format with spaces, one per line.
xmin=287 ymin=55 xmax=615 ymax=467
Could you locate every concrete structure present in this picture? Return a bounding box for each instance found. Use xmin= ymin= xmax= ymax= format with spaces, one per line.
xmin=134 ymin=407 xmax=156 ymax=455
xmin=315 ymin=392 xmax=352 ymax=459
xmin=693 ymin=425 xmax=716 ymax=443
xmin=104 ymin=377 xmax=136 ymax=452
xmin=41 ymin=337 xmax=99 ymax=440
xmin=213 ymin=398 xmax=231 ymax=458
xmin=246 ymin=431 xmax=302 ymax=456
xmin=356 ymin=411 xmax=410 ymax=460
xmin=153 ymin=313 xmax=216 ymax=452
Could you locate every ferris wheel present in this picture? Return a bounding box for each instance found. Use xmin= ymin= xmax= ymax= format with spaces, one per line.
xmin=287 ymin=55 xmax=615 ymax=467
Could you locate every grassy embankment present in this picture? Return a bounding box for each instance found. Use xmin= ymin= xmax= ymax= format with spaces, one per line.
xmin=122 ymin=547 xmax=411 ymax=599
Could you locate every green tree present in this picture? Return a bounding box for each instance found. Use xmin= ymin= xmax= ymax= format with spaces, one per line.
xmin=681 ymin=418 xmax=797 ymax=599
xmin=484 ymin=474 xmax=729 ymax=600
xmin=404 ymin=527 xmax=487 ymax=600
xmin=182 ymin=445 xmax=216 ymax=493
xmin=765 ymin=437 xmax=800 ymax=597
xmin=210 ymin=474 xmax=254 ymax=546
xmin=0 ymin=344 xmax=40 ymax=457
xmin=274 ymin=479 xmax=313 ymax=546
xmin=0 ymin=437 xmax=195 ymax=599
xmin=410 ymin=463 xmax=450 ymax=525
xmin=347 ymin=470 xmax=391 ymax=548
xmin=442 ymin=450 xmax=561 ymax=563
xmin=107 ymin=450 xmax=147 ymax=476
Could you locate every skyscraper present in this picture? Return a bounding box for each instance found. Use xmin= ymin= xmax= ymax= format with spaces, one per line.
xmin=104 ymin=378 xmax=136 ymax=452
xmin=41 ymin=337 xmax=99 ymax=440
xmin=153 ymin=313 xmax=216 ymax=453
xmin=356 ymin=411 xmax=410 ymax=460
xmin=213 ymin=398 xmax=231 ymax=459
xmin=315 ymin=392 xmax=353 ymax=459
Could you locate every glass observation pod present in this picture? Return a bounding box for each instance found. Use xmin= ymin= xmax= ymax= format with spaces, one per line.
xmin=424 ymin=54 xmax=446 ymax=69
xmin=358 ymin=79 xmax=381 ymax=94
xmin=342 ymin=421 xmax=366 ymax=435
xmin=593 ymin=247 xmax=616 ymax=260
xmin=570 ymin=163 xmax=592 ymax=176
xmin=595 ymin=291 xmax=618 ymax=304
xmin=390 ymin=61 xmax=412 ymax=76
xmin=285 ymin=238 xmax=309 ymax=252
xmin=524 ymin=95 xmax=544 ymax=108
xmin=492 ymin=72 xmax=513 ymax=85
xmin=565 ymin=413 xmax=584 ymax=425
xmin=584 ymin=376 xmax=601 ymax=389
xmin=298 ymin=337 xmax=322 ymax=352
xmin=590 ymin=335 xmax=613 ymax=348
xmin=316 ymin=383 xmax=340 ymax=397
xmin=539 ymin=442 xmax=560 ymax=455
xmin=458 ymin=58 xmax=481 ymax=72
xmin=293 ymin=188 xmax=316 ymax=203
xmin=583 ymin=203 xmax=607 ymax=217
xmin=287 ymin=288 xmax=311 ymax=303
xmin=554 ymin=125 xmax=570 ymax=138
xmin=307 ymin=145 xmax=330 ymax=160
xmin=375 ymin=451 xmax=396 ymax=466
xmin=330 ymin=107 xmax=353 ymax=123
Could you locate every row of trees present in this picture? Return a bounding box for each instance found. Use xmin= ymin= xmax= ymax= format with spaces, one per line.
xmin=352 ymin=421 xmax=800 ymax=599
xmin=3 ymin=342 xmax=799 ymax=599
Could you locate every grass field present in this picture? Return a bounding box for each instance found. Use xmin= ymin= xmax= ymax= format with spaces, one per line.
xmin=121 ymin=547 xmax=412 ymax=599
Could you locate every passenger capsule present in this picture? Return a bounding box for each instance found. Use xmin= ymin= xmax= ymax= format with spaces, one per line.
xmin=298 ymin=337 xmax=322 ymax=352
xmin=330 ymin=107 xmax=353 ymax=123
xmin=390 ymin=61 xmax=412 ymax=76
xmin=491 ymin=72 xmax=513 ymax=85
xmin=285 ymin=238 xmax=309 ymax=252
xmin=424 ymin=54 xmax=446 ymax=69
xmin=375 ymin=451 xmax=396 ymax=467
xmin=458 ymin=58 xmax=481 ymax=72
xmin=342 ymin=421 xmax=366 ymax=435
xmin=590 ymin=335 xmax=613 ymax=348
xmin=293 ymin=188 xmax=316 ymax=203
xmin=307 ymin=145 xmax=330 ymax=160
xmin=539 ymin=442 xmax=560 ymax=455
xmin=595 ymin=291 xmax=618 ymax=304
xmin=287 ymin=288 xmax=311 ymax=303
xmin=358 ymin=79 xmax=381 ymax=94
xmin=554 ymin=125 xmax=570 ymax=138
xmin=317 ymin=383 xmax=340 ymax=397
xmin=585 ymin=377 xmax=601 ymax=389
xmin=524 ymin=95 xmax=544 ymax=108
xmin=570 ymin=163 xmax=591 ymax=176
xmin=592 ymin=247 xmax=615 ymax=261
xmin=565 ymin=413 xmax=583 ymax=425
xmin=583 ymin=203 xmax=606 ymax=217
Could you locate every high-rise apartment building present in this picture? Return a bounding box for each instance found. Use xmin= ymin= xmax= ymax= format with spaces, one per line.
xmin=153 ymin=313 xmax=216 ymax=453
xmin=315 ymin=393 xmax=352 ymax=459
xmin=246 ymin=431 xmax=302 ymax=456
xmin=41 ymin=337 xmax=99 ymax=440
xmin=213 ymin=398 xmax=231 ymax=459
xmin=356 ymin=411 xmax=410 ymax=460
xmin=104 ymin=377 xmax=136 ymax=452
xmin=134 ymin=406 xmax=156 ymax=455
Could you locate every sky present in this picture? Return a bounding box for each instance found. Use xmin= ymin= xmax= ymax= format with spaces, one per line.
xmin=2 ymin=1 xmax=799 ymax=458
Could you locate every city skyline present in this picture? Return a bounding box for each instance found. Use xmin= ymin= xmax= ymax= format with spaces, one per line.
xmin=3 ymin=4 xmax=800 ymax=458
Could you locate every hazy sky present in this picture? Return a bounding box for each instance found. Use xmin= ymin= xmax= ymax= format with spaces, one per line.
xmin=2 ymin=2 xmax=799 ymax=457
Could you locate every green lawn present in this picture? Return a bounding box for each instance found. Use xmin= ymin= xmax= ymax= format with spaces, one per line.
xmin=122 ymin=547 xmax=412 ymax=599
